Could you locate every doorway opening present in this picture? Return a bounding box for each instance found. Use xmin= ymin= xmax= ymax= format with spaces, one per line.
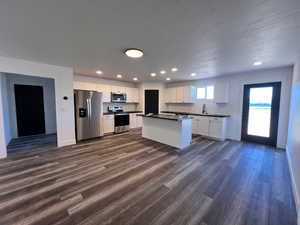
xmin=241 ymin=82 xmax=281 ymax=147
xmin=15 ymin=84 xmax=46 ymax=136
xmin=1 ymin=73 xmax=57 ymax=154
xmin=145 ymin=90 xmax=159 ymax=114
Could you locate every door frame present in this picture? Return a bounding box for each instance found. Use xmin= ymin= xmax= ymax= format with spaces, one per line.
xmin=241 ymin=82 xmax=281 ymax=147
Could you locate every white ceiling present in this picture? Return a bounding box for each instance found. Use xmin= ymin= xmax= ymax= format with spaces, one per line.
xmin=0 ymin=0 xmax=300 ymax=82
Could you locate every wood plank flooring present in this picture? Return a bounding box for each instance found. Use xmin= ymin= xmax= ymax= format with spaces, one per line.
xmin=0 ymin=130 xmax=297 ymax=225
xmin=7 ymin=134 xmax=57 ymax=154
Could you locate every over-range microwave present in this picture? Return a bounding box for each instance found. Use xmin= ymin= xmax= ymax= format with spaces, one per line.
xmin=111 ymin=92 xmax=127 ymax=103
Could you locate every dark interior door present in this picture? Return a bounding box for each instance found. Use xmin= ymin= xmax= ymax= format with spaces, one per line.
xmin=241 ymin=82 xmax=281 ymax=147
xmin=15 ymin=84 xmax=46 ymax=137
xmin=145 ymin=90 xmax=159 ymax=114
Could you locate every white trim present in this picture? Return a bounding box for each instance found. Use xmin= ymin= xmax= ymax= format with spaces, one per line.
xmin=0 ymin=152 xmax=7 ymax=159
xmin=57 ymin=139 xmax=76 ymax=147
xmin=286 ymin=145 xmax=300 ymax=225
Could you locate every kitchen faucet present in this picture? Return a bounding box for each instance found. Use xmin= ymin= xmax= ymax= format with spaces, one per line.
xmin=202 ymin=104 xmax=207 ymax=114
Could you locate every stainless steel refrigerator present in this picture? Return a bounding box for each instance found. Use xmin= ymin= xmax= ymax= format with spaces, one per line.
xmin=74 ymin=90 xmax=103 ymax=141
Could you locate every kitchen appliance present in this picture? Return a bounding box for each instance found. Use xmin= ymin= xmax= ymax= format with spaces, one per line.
xmin=74 ymin=90 xmax=103 ymax=141
xmin=114 ymin=113 xmax=130 ymax=133
xmin=108 ymin=105 xmax=123 ymax=113
xmin=111 ymin=92 xmax=127 ymax=103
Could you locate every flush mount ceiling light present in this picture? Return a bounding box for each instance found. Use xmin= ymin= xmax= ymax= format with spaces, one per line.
xmin=160 ymin=70 xmax=166 ymax=74
xmin=150 ymin=73 xmax=156 ymax=77
xmin=191 ymin=73 xmax=197 ymax=76
xmin=171 ymin=67 xmax=178 ymax=72
xmin=124 ymin=48 xmax=144 ymax=58
xmin=133 ymin=77 xmax=138 ymax=81
xmin=116 ymin=74 xmax=122 ymax=78
xmin=96 ymin=70 xmax=103 ymax=75
xmin=253 ymin=61 xmax=263 ymax=66
xmin=166 ymin=77 xmax=171 ymax=81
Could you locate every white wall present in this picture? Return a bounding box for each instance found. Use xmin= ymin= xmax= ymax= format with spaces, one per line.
xmin=287 ymin=59 xmax=300 ymax=224
xmin=5 ymin=74 xmax=57 ymax=137
xmin=0 ymin=73 xmax=13 ymax=146
xmin=0 ymin=56 xmax=76 ymax=158
xmin=0 ymin=78 xmax=6 ymax=157
xmin=167 ymin=67 xmax=293 ymax=148
xmin=137 ymin=82 xmax=167 ymax=113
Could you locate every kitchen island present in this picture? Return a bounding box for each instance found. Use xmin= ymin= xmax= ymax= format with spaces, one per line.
xmin=138 ymin=114 xmax=193 ymax=150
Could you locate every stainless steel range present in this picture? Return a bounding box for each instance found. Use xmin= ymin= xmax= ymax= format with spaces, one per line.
xmin=114 ymin=113 xmax=130 ymax=133
xmin=107 ymin=106 xmax=130 ymax=133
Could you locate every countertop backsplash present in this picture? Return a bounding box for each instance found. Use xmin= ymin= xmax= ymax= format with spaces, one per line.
xmin=103 ymin=103 xmax=138 ymax=113
xmin=166 ymin=101 xmax=231 ymax=116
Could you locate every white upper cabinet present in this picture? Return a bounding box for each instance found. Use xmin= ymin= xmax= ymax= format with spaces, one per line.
xmin=95 ymin=84 xmax=110 ymax=102
xmin=74 ymin=82 xmax=96 ymax=91
xmin=170 ymin=87 xmax=177 ymax=103
xmin=165 ymin=86 xmax=196 ymax=103
xmin=176 ymin=87 xmax=184 ymax=103
xmin=111 ymin=86 xmax=125 ymax=94
xmin=73 ymin=81 xmax=141 ymax=104
xmin=165 ymin=88 xmax=172 ymax=103
xmin=132 ymin=88 xmax=139 ymax=103
xmin=103 ymin=85 xmax=111 ymax=102
xmin=73 ymin=81 xmax=82 ymax=90
xmin=125 ymin=87 xmax=139 ymax=103
xmin=214 ymin=82 xmax=229 ymax=103
xmin=95 ymin=83 xmax=105 ymax=92
xmin=125 ymin=87 xmax=133 ymax=102
xmin=183 ymin=86 xmax=196 ymax=103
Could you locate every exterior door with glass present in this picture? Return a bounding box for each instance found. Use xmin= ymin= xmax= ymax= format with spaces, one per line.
xmin=241 ymin=82 xmax=281 ymax=147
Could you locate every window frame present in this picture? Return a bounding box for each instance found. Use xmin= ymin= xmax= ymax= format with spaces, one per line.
xmin=196 ymin=85 xmax=215 ymax=100
xmin=196 ymin=87 xmax=206 ymax=99
xmin=206 ymin=85 xmax=214 ymax=100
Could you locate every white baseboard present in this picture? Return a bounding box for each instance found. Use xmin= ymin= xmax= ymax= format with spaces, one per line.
xmin=57 ymin=138 xmax=76 ymax=147
xmin=286 ymin=146 xmax=300 ymax=225
xmin=0 ymin=152 xmax=7 ymax=159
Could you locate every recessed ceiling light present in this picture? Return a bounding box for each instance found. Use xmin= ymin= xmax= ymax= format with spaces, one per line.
xmin=150 ymin=73 xmax=156 ymax=77
xmin=96 ymin=70 xmax=103 ymax=75
xmin=253 ymin=61 xmax=263 ymax=66
xmin=191 ymin=73 xmax=197 ymax=76
xmin=116 ymin=74 xmax=122 ymax=78
xmin=133 ymin=77 xmax=138 ymax=81
xmin=124 ymin=48 xmax=144 ymax=58
xmin=160 ymin=70 xmax=166 ymax=74
xmin=171 ymin=67 xmax=178 ymax=72
xmin=166 ymin=77 xmax=171 ymax=81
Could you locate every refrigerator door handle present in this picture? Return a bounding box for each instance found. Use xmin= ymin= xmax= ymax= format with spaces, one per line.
xmin=86 ymin=98 xmax=90 ymax=120
xmin=89 ymin=97 xmax=92 ymax=119
xmin=89 ymin=98 xmax=92 ymax=119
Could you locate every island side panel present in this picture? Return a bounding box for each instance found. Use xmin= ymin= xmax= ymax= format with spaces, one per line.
xmin=180 ymin=119 xmax=193 ymax=148
xmin=141 ymin=117 xmax=191 ymax=149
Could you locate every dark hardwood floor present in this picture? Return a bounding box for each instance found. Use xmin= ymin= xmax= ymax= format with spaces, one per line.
xmin=7 ymin=134 xmax=57 ymax=154
xmin=0 ymin=130 xmax=297 ymax=225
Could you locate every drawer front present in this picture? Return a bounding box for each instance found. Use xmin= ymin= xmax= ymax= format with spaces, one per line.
xmin=209 ymin=117 xmax=223 ymax=122
xmin=104 ymin=115 xmax=114 ymax=120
